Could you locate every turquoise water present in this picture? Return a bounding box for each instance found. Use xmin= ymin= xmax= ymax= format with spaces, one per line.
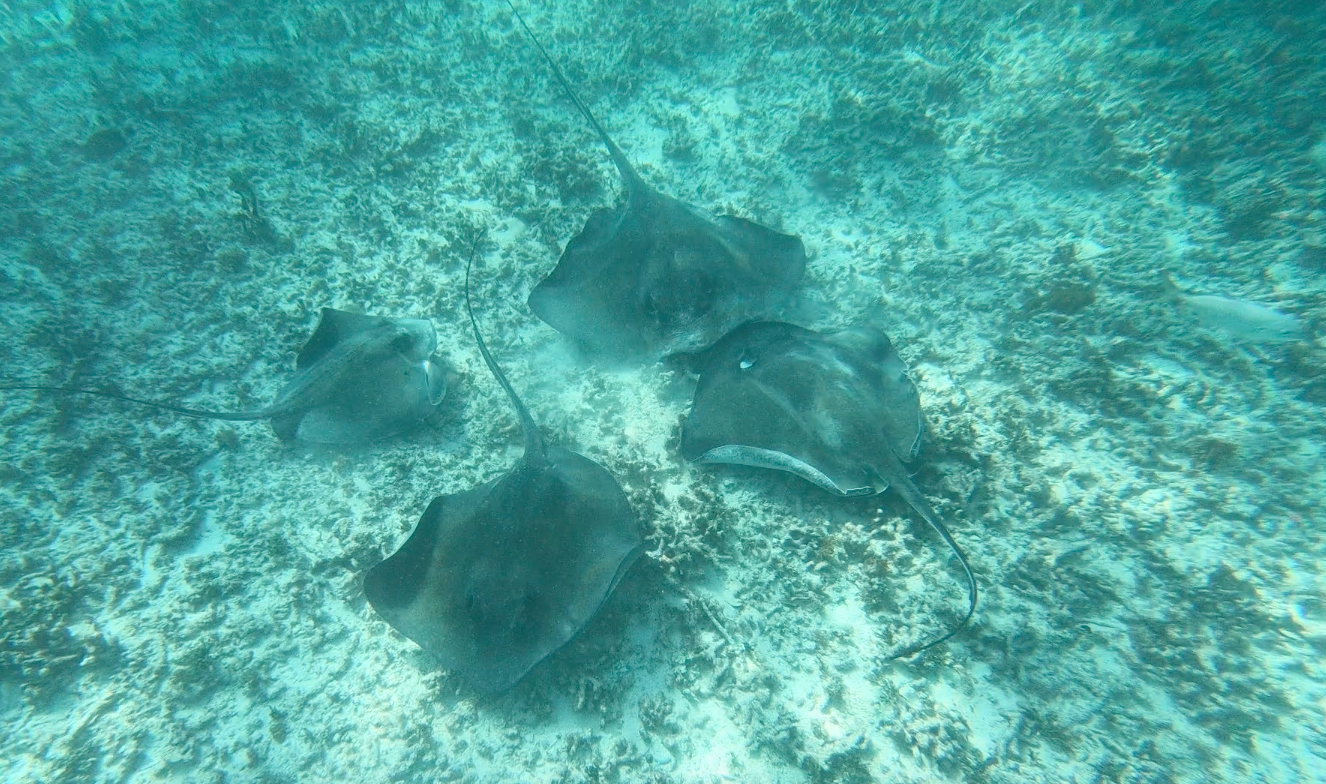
xmin=1 ymin=0 xmax=1323 ymax=781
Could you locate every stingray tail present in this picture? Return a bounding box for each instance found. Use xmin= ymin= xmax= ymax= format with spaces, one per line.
xmin=883 ymin=463 xmax=979 ymax=659
xmin=503 ymin=0 xmax=643 ymax=192
xmin=464 ymin=249 xmax=543 ymax=456
xmin=0 ymin=385 xmax=266 ymax=422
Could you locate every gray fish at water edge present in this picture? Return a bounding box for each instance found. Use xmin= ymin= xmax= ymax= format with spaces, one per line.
xmin=1162 ymin=273 xmax=1306 ymax=344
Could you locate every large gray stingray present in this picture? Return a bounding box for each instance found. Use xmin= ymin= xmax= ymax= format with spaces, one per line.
xmin=506 ymin=1 xmax=806 ymax=360
xmin=363 ymin=252 xmax=642 ymax=693
xmin=0 ymin=308 xmax=448 ymax=445
xmin=679 ymin=321 xmax=977 ymax=657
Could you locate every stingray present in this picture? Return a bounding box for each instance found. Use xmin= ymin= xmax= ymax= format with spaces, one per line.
xmin=505 ymin=1 xmax=806 ymax=360
xmin=679 ymin=321 xmax=977 ymax=657
xmin=363 ymin=251 xmax=642 ymax=693
xmin=0 ymin=308 xmax=448 ymax=445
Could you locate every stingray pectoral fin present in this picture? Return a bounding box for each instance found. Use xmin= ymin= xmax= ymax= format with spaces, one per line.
xmin=295 ymin=308 xmax=394 ymax=370
xmin=693 ymin=445 xmax=874 ymax=497
xmin=286 ymin=408 xmax=384 ymax=445
xmin=283 ymin=401 xmax=421 ymax=445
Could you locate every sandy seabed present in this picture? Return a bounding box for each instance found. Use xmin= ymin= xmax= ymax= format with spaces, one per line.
xmin=2 ymin=0 xmax=1324 ymax=782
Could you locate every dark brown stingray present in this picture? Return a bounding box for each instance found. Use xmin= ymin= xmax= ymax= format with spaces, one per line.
xmin=507 ymin=1 xmax=806 ymax=360
xmin=363 ymin=251 xmax=642 ymax=692
xmin=680 ymin=321 xmax=977 ymax=657
xmin=0 ymin=308 xmax=448 ymax=444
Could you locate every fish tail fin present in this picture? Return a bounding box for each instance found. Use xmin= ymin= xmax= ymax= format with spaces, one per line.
xmin=1160 ymin=272 xmax=1184 ymax=302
